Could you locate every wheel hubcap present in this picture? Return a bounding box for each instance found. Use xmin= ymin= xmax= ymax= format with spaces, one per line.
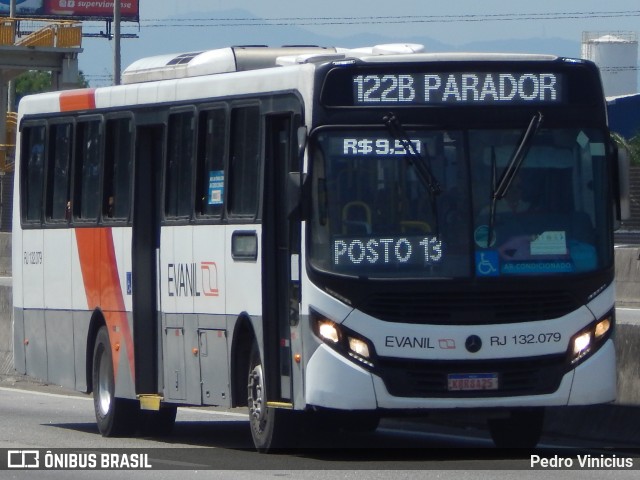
xmin=248 ymin=364 xmax=266 ymax=432
xmin=96 ymin=347 xmax=112 ymax=416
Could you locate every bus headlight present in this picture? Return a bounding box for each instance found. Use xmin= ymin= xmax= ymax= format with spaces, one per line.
xmin=572 ymin=331 xmax=591 ymax=356
xmin=311 ymin=310 xmax=376 ymax=368
xmin=568 ymin=312 xmax=614 ymax=365
xmin=318 ymin=321 xmax=340 ymax=344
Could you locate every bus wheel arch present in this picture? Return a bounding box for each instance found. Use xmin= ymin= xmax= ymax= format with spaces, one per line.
xmin=230 ymin=314 xmax=256 ymax=408
xmin=85 ymin=309 xmax=107 ymax=394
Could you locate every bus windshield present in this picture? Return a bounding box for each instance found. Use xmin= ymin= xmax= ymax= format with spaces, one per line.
xmin=308 ymin=127 xmax=610 ymax=279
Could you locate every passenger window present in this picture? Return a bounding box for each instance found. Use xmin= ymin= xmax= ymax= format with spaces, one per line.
xmin=74 ymin=120 xmax=102 ymax=221
xmin=21 ymin=125 xmax=46 ymax=223
xmin=228 ymin=106 xmax=260 ymax=217
xmin=196 ymin=108 xmax=226 ymax=218
xmin=166 ymin=111 xmax=195 ymax=218
xmin=103 ymin=118 xmax=133 ymax=220
xmin=47 ymin=123 xmax=73 ymax=221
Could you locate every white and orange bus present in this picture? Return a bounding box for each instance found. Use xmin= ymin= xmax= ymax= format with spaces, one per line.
xmin=12 ymin=44 xmax=628 ymax=450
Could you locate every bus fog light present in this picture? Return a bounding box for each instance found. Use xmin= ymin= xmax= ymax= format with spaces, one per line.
xmin=318 ymin=321 xmax=340 ymax=343
xmin=348 ymin=337 xmax=370 ymax=358
xmin=572 ymin=332 xmax=591 ymax=356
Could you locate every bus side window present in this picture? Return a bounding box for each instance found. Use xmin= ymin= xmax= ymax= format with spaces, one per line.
xmin=228 ymin=106 xmax=260 ymax=218
xmin=46 ymin=122 xmax=73 ymax=222
xmin=196 ymin=108 xmax=226 ymax=219
xmin=103 ymin=117 xmax=133 ymax=220
xmin=74 ymin=120 xmax=103 ymax=222
xmin=22 ymin=125 xmax=46 ymax=223
xmin=166 ymin=111 xmax=195 ymax=219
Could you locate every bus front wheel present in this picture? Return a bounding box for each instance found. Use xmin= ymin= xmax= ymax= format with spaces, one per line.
xmin=247 ymin=344 xmax=294 ymax=452
xmin=92 ymin=326 xmax=138 ymax=437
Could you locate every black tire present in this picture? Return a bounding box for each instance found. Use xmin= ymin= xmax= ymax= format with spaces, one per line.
xmin=488 ymin=407 xmax=545 ymax=449
xmin=247 ymin=344 xmax=295 ymax=452
xmin=92 ymin=326 xmax=139 ymax=437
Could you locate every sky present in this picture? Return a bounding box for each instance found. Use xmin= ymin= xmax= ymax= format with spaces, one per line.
xmin=134 ymin=0 xmax=640 ymax=43
xmin=74 ymin=0 xmax=640 ymax=86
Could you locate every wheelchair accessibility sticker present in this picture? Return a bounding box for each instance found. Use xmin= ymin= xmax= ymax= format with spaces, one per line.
xmin=476 ymin=251 xmax=499 ymax=276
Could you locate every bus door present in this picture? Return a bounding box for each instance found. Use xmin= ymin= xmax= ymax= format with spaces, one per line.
xmin=262 ymin=113 xmax=300 ymax=404
xmin=131 ymin=123 xmax=164 ymax=395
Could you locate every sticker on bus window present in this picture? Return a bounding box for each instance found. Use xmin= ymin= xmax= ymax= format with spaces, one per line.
xmin=476 ymin=251 xmax=499 ymax=276
xmin=501 ymin=261 xmax=574 ymax=274
xmin=530 ymin=231 xmax=567 ymax=256
xmin=208 ymin=170 xmax=224 ymax=205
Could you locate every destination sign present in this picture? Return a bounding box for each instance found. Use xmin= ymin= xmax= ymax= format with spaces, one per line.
xmin=333 ymin=235 xmax=443 ymax=268
xmin=352 ymin=72 xmax=563 ymax=105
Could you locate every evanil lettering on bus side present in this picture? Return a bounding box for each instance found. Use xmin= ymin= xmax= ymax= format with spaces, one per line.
xmin=168 ymin=262 xmax=220 ymax=297
xmin=168 ymin=263 xmax=202 ymax=297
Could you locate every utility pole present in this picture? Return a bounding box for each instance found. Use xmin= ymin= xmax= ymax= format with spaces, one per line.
xmin=7 ymin=0 xmax=16 ymax=112
xmin=114 ymin=0 xmax=121 ymax=85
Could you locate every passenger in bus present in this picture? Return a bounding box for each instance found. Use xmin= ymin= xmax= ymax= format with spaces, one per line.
xmin=107 ymin=196 xmax=115 ymax=218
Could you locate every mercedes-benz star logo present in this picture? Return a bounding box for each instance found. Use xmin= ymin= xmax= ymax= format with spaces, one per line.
xmin=465 ymin=335 xmax=482 ymax=353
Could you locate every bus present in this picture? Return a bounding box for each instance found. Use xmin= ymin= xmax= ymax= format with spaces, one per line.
xmin=12 ymin=44 xmax=629 ymax=450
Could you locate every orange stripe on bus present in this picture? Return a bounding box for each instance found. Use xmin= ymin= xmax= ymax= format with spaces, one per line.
xmin=76 ymin=228 xmax=135 ymax=385
xmin=59 ymin=89 xmax=96 ymax=112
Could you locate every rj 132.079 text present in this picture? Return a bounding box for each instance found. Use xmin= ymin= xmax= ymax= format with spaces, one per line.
xmin=491 ymin=333 xmax=562 ymax=346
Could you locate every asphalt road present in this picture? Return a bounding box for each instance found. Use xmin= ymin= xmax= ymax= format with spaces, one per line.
xmin=0 ymin=382 xmax=638 ymax=479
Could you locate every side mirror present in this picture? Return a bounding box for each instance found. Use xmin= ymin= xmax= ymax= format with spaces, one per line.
xmin=287 ymin=172 xmax=308 ymax=221
xmin=297 ymin=126 xmax=308 ymax=158
xmin=615 ymin=145 xmax=631 ymax=224
xmin=287 ymin=126 xmax=310 ymax=221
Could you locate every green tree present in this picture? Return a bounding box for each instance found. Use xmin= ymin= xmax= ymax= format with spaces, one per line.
xmin=627 ymin=134 xmax=640 ymax=166
xmin=13 ymin=70 xmax=89 ymax=108
xmin=612 ymin=132 xmax=640 ymax=166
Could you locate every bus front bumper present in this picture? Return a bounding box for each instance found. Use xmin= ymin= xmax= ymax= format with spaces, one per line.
xmin=304 ymin=340 xmax=616 ymax=411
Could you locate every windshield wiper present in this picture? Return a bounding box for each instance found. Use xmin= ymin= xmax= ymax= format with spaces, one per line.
xmin=383 ymin=113 xmax=442 ymax=197
xmin=384 ymin=112 xmax=442 ymax=234
xmin=486 ymin=112 xmax=543 ymax=247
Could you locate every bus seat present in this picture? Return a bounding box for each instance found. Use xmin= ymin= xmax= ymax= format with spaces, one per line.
xmin=400 ymin=220 xmax=431 ymax=234
xmin=342 ymin=201 xmax=372 ymax=234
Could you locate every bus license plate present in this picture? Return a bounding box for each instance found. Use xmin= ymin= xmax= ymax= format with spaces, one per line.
xmin=447 ymin=373 xmax=499 ymax=391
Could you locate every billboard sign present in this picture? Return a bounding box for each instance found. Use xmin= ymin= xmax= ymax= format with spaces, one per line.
xmin=0 ymin=0 xmax=140 ymax=21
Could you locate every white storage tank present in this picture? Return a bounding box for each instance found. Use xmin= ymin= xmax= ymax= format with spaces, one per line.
xmin=581 ymin=31 xmax=638 ymax=97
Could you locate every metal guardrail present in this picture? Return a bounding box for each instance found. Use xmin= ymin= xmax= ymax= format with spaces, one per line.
xmin=615 ymin=231 xmax=640 ymax=246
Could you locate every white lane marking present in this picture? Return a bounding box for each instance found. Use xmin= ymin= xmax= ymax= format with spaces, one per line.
xmin=0 ymin=386 xmax=248 ymax=418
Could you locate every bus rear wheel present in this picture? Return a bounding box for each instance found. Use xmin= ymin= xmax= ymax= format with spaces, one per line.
xmin=247 ymin=344 xmax=294 ymax=452
xmin=92 ymin=326 xmax=138 ymax=437
xmin=488 ymin=407 xmax=545 ymax=449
